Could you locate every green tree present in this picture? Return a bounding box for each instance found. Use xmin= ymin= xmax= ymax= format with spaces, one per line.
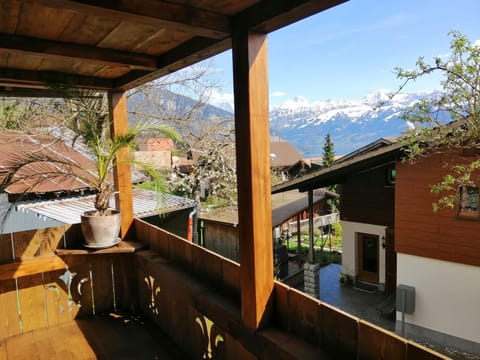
xmin=322 ymin=133 xmax=335 ymax=168
xmin=394 ymin=31 xmax=480 ymax=211
xmin=322 ymin=133 xmax=338 ymax=211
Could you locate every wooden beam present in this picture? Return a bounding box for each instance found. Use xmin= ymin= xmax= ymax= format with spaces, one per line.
xmin=234 ymin=0 xmax=348 ymax=34
xmin=0 ymin=256 xmax=66 ymax=281
xmin=115 ymin=37 xmax=230 ymax=91
xmin=232 ymin=30 xmax=273 ymax=330
xmin=307 ymin=189 xmax=315 ymax=263
xmin=108 ymin=91 xmax=133 ymax=239
xmin=0 ymin=34 xmax=158 ymax=71
xmin=30 ymin=0 xmax=230 ymax=39
xmin=0 ymin=68 xmax=113 ymax=91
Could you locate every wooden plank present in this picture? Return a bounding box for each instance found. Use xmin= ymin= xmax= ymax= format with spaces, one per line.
xmin=4 ymin=331 xmax=37 ymax=359
xmin=0 ymin=256 xmax=67 ymax=281
xmin=168 ymin=234 xmax=192 ymax=269
xmin=91 ymin=257 xmax=114 ymax=314
xmin=358 ymin=320 xmax=405 ymax=360
xmin=0 ymin=234 xmax=13 ymax=264
xmin=0 ymin=339 xmax=6 ymax=360
xmin=59 ymin=12 xmax=120 ymax=45
xmin=232 ymin=30 xmax=273 ymax=330
xmin=288 ymin=288 xmax=321 ymax=346
xmin=17 ymin=273 xmax=48 ymax=333
xmin=108 ymin=91 xmax=133 ymax=240
xmin=32 ymin=0 xmax=230 ymax=39
xmin=320 ymin=302 xmax=358 ymax=359
xmin=191 ymin=244 xmax=222 ymax=288
xmin=0 ymin=34 xmax=159 ymax=71
xmin=43 ymin=269 xmax=78 ymax=327
xmin=62 ymin=256 xmax=94 ymax=318
xmin=0 ymin=0 xmax=21 ymax=33
xmin=149 ymin=223 xmax=170 ymax=257
xmin=13 ymin=229 xmax=40 ymax=260
xmin=222 ymin=257 xmax=240 ymax=300
xmin=224 ymin=333 xmax=257 ymax=360
xmin=54 ymin=240 xmax=140 ymax=255
xmin=38 ymin=226 xmax=65 ymax=256
xmin=235 ymin=0 xmax=347 ymax=34
xmin=111 ymin=254 xmax=136 ymax=310
xmin=0 ymin=279 xmax=20 ymax=340
xmin=406 ymin=341 xmax=451 ymax=359
xmin=273 ymin=282 xmax=289 ymax=332
xmin=133 ymin=218 xmax=150 ymax=245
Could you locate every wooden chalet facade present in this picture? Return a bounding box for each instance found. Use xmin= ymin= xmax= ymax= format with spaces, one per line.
xmin=0 ymin=1 xmax=449 ymax=359
xmin=273 ymin=139 xmax=480 ymax=355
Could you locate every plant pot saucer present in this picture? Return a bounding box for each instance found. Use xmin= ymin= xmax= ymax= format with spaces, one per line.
xmin=84 ymin=237 xmax=121 ymax=249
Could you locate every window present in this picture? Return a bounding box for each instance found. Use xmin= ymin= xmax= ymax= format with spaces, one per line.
xmin=458 ymin=185 xmax=479 ymax=218
xmin=386 ymin=167 xmax=396 ymax=186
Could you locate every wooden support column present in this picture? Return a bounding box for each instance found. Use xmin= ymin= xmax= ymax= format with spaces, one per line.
xmin=232 ymin=30 xmax=273 ymax=330
xmin=108 ymin=91 xmax=133 ymax=239
xmin=307 ymin=189 xmax=315 ymax=263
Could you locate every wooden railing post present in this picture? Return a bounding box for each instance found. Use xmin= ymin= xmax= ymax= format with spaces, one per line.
xmin=232 ymin=29 xmax=273 ymax=330
xmin=108 ymin=91 xmax=133 ymax=239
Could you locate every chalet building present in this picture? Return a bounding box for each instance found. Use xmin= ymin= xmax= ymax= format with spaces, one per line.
xmin=273 ymin=138 xmax=480 ymax=355
xmin=199 ymin=189 xmax=337 ymax=263
xmin=135 ymin=138 xmax=174 ymax=170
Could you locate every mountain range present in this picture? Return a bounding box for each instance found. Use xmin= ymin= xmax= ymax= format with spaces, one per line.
xmin=212 ymin=89 xmax=427 ymax=157
xmin=131 ymin=88 xmax=430 ymax=158
xmin=268 ymin=90 xmax=426 ymax=157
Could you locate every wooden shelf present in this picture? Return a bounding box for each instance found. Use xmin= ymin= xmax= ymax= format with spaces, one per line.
xmin=0 ymin=256 xmax=67 ymax=281
xmin=55 ymin=241 xmax=146 ymax=255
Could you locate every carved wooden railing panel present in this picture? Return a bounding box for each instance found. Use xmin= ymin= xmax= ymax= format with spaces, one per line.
xmin=133 ymin=218 xmax=449 ymax=360
xmin=0 ymin=224 xmax=134 ymax=341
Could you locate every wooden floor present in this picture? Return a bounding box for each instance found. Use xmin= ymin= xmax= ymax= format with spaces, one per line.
xmin=0 ymin=312 xmax=188 ymax=360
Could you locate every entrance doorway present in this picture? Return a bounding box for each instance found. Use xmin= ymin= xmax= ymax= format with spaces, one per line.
xmin=357 ymin=233 xmax=379 ymax=283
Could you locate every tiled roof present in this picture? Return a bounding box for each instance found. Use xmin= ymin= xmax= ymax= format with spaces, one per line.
xmin=270 ymin=141 xmax=303 ymax=168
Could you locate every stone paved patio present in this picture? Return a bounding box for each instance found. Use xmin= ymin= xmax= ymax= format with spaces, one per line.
xmin=318 ymin=264 xmax=395 ymax=331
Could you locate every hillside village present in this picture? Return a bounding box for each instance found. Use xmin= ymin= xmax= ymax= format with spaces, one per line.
xmin=0 ymin=1 xmax=479 ymax=360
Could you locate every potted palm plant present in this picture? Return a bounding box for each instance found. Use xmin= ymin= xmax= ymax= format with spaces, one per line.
xmin=1 ymin=89 xmax=180 ymax=248
xmin=64 ymin=90 xmax=180 ymax=248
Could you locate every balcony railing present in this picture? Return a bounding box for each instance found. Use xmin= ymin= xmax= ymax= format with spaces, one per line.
xmin=0 ymin=220 xmax=448 ymax=359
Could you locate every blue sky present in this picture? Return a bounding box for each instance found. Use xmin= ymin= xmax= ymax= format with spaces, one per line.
xmin=208 ymin=0 xmax=480 ymax=108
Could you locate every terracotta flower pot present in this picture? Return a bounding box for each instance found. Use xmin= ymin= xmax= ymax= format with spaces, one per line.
xmin=81 ymin=209 xmax=121 ymax=248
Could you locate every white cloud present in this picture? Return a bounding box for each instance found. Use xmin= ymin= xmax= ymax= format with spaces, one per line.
xmin=207 ymin=89 xmax=234 ymax=112
xmin=474 ymin=39 xmax=480 ymax=48
xmin=271 ymin=91 xmax=286 ymax=97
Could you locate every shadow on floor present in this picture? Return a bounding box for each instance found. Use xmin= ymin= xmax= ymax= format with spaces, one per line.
xmin=318 ymin=264 xmax=395 ymax=332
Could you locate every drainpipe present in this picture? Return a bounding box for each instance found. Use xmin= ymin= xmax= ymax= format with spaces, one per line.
xmin=186 ymin=206 xmax=197 ymax=242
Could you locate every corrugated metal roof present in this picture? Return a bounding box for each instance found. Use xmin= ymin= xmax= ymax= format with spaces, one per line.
xmin=0 ymin=130 xmax=97 ymax=195
xmin=16 ymin=188 xmax=195 ymax=224
xmin=200 ymin=189 xmax=333 ymax=227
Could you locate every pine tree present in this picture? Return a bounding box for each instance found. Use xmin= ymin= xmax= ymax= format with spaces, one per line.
xmin=322 ymin=133 xmax=338 ymax=212
xmin=322 ymin=133 xmax=335 ymax=168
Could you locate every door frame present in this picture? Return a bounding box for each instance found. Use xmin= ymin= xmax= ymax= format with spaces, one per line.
xmin=356 ymin=232 xmax=379 ymax=284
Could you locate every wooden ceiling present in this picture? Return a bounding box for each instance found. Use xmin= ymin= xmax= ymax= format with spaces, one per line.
xmin=0 ymin=0 xmax=347 ymax=96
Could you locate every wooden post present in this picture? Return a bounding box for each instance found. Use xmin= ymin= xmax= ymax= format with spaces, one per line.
xmin=308 ymin=189 xmax=315 ymax=263
xmin=232 ymin=30 xmax=273 ymax=330
xmin=108 ymin=91 xmax=133 ymax=239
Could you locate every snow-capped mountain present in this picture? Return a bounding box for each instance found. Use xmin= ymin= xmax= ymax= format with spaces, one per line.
xmin=270 ymin=90 xmax=428 ymax=157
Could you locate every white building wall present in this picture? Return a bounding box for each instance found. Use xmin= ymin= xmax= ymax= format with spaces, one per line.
xmin=397 ymin=253 xmax=480 ymax=344
xmin=341 ymin=220 xmax=387 ymax=285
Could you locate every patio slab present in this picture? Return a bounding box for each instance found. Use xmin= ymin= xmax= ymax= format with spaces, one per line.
xmin=318 ymin=264 xmax=395 ymax=332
